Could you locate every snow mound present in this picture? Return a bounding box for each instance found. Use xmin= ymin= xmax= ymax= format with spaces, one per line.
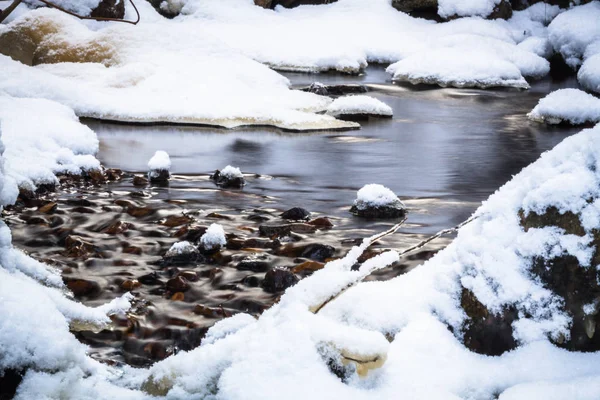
xmin=438 ymin=0 xmax=502 ymax=19
xmin=326 ymin=95 xmax=393 ymax=117
xmin=387 ymin=49 xmax=529 ymax=89
xmin=165 ymin=241 xmax=197 ymax=258
xmin=354 ymin=184 xmax=402 ymax=209
xmin=0 ymin=95 xmax=99 ymax=194
xmin=528 ymin=89 xmax=600 ymax=125
xmin=147 ymin=150 xmax=171 ymax=171
xmin=220 ymin=165 xmax=243 ymax=179
xmin=548 ymin=2 xmax=600 ymax=69
xmin=579 ymin=53 xmax=600 ymax=94
xmin=200 ymin=223 xmax=227 ymax=250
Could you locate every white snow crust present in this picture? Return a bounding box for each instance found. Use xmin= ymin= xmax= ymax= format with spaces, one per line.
xmin=220 ymin=165 xmax=243 ymax=179
xmin=528 ymin=89 xmax=600 ymax=125
xmin=147 ymin=150 xmax=171 ymax=171
xmin=354 ymin=184 xmax=403 ymax=208
xmin=327 ymin=96 xmax=393 ymax=117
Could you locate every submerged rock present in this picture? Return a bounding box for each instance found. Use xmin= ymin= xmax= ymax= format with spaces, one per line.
xmin=280 ymin=207 xmax=311 ymax=221
xmin=147 ymin=151 xmax=171 ymax=183
xmin=302 ymin=82 xmax=368 ymax=96
xmin=162 ymin=241 xmax=204 ymax=266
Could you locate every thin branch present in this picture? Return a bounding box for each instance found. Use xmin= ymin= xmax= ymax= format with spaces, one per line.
xmin=313 ymin=215 xmax=478 ymax=314
xmin=0 ymin=0 xmax=23 ymax=24
xmin=312 ymin=217 xmax=407 ymax=314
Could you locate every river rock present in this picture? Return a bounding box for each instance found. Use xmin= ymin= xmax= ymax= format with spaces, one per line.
xmin=391 ymin=0 xmax=437 ymax=13
xmin=64 ymin=277 xmax=101 ymax=298
xmin=166 ymin=276 xmax=190 ymax=292
xmin=460 ymin=206 xmax=600 ymax=355
xmin=210 ymin=167 xmax=246 ymax=189
xmin=262 ymin=267 xmax=299 ymax=293
xmin=300 ymin=243 xmax=335 ymax=261
xmin=133 ymin=175 xmax=149 ymax=186
xmin=350 ymin=202 xmax=406 ymax=218
xmin=280 ymin=207 xmax=311 ymax=221
xmin=236 ymin=255 xmax=272 ymax=272
xmin=162 ymin=241 xmax=204 ymax=266
xmin=63 ymin=235 xmax=99 ymax=259
xmin=302 ymin=82 xmax=368 ymax=96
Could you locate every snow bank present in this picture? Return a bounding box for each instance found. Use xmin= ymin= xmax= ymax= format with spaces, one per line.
xmin=200 ymin=223 xmax=227 ymax=250
xmin=326 ymin=95 xmax=393 ymax=117
xmin=548 ymin=2 xmax=600 ymax=69
xmin=0 ymin=97 xmax=134 ymax=397
xmin=528 ymin=89 xmax=600 ymax=125
xmin=438 ymin=0 xmax=501 ymax=19
xmin=0 ymin=95 xmax=99 ymax=194
xmin=579 ymin=53 xmax=600 ymax=94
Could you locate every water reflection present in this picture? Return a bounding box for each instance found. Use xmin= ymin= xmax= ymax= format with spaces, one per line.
xmin=86 ymin=67 xmax=582 ymax=235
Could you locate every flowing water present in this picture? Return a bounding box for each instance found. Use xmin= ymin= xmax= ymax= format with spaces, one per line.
xmin=6 ymin=66 xmax=582 ymax=367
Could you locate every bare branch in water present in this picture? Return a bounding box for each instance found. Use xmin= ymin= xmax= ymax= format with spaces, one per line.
xmin=312 ymin=215 xmax=478 ymax=314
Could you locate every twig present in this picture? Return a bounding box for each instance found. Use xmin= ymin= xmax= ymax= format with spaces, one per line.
xmin=0 ymin=0 xmax=140 ymax=25
xmin=0 ymin=0 xmax=23 ymax=24
xmin=312 ymin=215 xmax=478 ymax=314
xmin=312 ymin=217 xmax=407 ymax=314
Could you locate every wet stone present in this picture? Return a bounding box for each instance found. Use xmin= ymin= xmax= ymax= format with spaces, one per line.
xmin=64 ymin=277 xmax=101 ymax=298
xmin=280 ymin=207 xmax=311 ymax=221
xmin=236 ymin=255 xmax=272 ymax=272
xmin=63 ymin=235 xmax=99 ymax=259
xmin=38 ymin=202 xmax=58 ymax=214
xmin=121 ymin=279 xmax=142 ymax=291
xmin=307 ymin=217 xmax=334 ymax=228
xmin=262 ymin=267 xmax=299 ymax=293
xmin=210 ymin=170 xmax=246 ymax=189
xmin=193 ymin=304 xmax=226 ymax=318
xmin=350 ymin=201 xmax=407 ymax=219
xmin=161 ymin=214 xmax=194 ymax=228
xmin=133 ymin=175 xmax=149 ymax=187
xmin=138 ymin=272 xmax=163 ymax=286
xmin=300 ymin=243 xmax=336 ymax=261
xmin=148 ymin=169 xmax=170 ymax=183
xmin=166 ymin=276 xmax=190 ymax=293
xmin=102 ymin=221 xmax=133 ymax=235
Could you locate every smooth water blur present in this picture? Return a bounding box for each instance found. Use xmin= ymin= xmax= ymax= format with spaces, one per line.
xmin=87 ymin=66 xmax=582 ymax=235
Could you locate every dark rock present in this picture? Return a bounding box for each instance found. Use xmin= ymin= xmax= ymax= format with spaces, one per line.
xmin=262 ymin=267 xmax=299 ymax=293
xmin=460 ymin=288 xmax=518 ymax=355
xmin=148 ymin=169 xmax=170 ymax=183
xmin=210 ymin=169 xmax=246 ymax=189
xmin=38 ymin=202 xmax=58 ymax=214
xmin=144 ymin=0 xmax=183 ymax=18
xmin=102 ymin=221 xmax=133 ymax=235
xmin=302 ymin=83 xmax=368 ymax=96
xmin=307 ymin=216 xmax=334 ymax=228
xmin=91 ymin=0 xmax=125 ymax=19
xmin=193 ymin=304 xmax=227 ymax=318
xmin=254 ymin=0 xmax=273 ymax=7
xmin=178 ymin=271 xmax=199 ymax=282
xmin=519 ymin=207 xmax=586 ymax=236
xmin=138 ymin=272 xmax=163 ymax=285
xmin=236 ymin=255 xmax=272 ymax=272
xmin=271 ymin=0 xmax=338 ymax=8
xmin=350 ymin=201 xmax=407 ymax=219
xmin=0 ymin=369 xmax=22 ymax=400
xmin=259 ymin=222 xmax=317 ymax=237
xmin=241 ymin=275 xmax=261 ymax=287
xmin=487 ymin=0 xmax=512 ymax=19
xmin=161 ymin=214 xmax=194 ymax=228
xmin=246 ymin=213 xmax=271 ymax=222
xmin=133 ymin=175 xmax=149 ymax=187
xmin=63 ymin=235 xmax=99 ymax=259
xmin=281 ymin=207 xmax=311 ymax=221
xmin=121 ymin=279 xmax=142 ymax=291
xmin=161 ymin=248 xmax=204 ymax=267
xmin=391 ymin=0 xmax=437 ymax=13
xmin=166 ymin=276 xmax=190 ymax=292
xmin=64 ymin=277 xmax=101 ymax=298
xmin=299 ymin=243 xmax=336 ymax=261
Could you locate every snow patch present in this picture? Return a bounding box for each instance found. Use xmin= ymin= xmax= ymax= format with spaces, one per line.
xmin=326 ymin=95 xmax=392 ymax=117
xmin=200 ymin=223 xmax=227 ymax=250
xmin=528 ymin=89 xmax=600 ymax=125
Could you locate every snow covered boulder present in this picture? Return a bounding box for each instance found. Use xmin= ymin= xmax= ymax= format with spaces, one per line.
xmin=579 ymin=53 xmax=600 ymax=94
xmin=350 ymin=184 xmax=407 ymax=218
xmin=147 ymin=151 xmax=171 ymax=183
xmin=387 ymin=49 xmax=530 ymax=89
xmin=199 ymin=223 xmax=227 ymax=253
xmin=528 ymin=89 xmax=600 ymax=125
xmin=210 ymin=165 xmax=245 ymax=188
xmin=162 ymin=240 xmax=203 ymax=266
xmin=326 ymin=95 xmax=393 ymax=120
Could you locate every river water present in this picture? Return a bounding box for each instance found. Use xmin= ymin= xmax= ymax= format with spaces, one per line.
xmin=7 ymin=66 xmax=583 ymax=367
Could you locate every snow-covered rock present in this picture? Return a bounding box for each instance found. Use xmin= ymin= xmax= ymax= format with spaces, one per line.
xmin=528 ymin=89 xmax=600 ymax=125
xmin=326 ymin=95 xmax=393 ymax=118
xmin=147 ymin=150 xmax=171 ymax=182
xmin=350 ymin=184 xmax=407 ymax=218
xmin=210 ymin=165 xmax=245 ymax=188
xmin=199 ymin=223 xmax=227 ymax=251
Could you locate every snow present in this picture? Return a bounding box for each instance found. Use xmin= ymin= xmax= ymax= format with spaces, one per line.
xmin=579 ymin=53 xmax=600 ymax=94
xmin=438 ymin=0 xmax=501 ymax=19
xmin=528 ymin=89 xmax=600 ymax=125
xmin=0 ymin=95 xmax=100 ymax=194
xmin=354 ymin=184 xmax=403 ymax=208
xmin=326 ymin=95 xmax=393 ymax=117
xmin=26 ymin=0 xmax=103 ymax=17
xmin=200 ymin=223 xmax=227 ymax=250
xmin=548 ymin=2 xmax=600 ymax=69
xmin=165 ymin=241 xmax=197 ymax=257
xmin=220 ymin=165 xmax=243 ymax=179
xmin=147 ymin=150 xmax=171 ymax=171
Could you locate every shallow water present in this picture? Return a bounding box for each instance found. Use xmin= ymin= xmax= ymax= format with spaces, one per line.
xmin=7 ymin=66 xmax=583 ymax=367
xmin=88 ymin=66 xmax=581 ymax=235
